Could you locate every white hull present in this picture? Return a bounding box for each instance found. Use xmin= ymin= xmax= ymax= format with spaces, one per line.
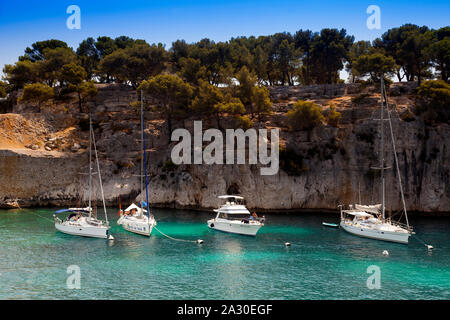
xmin=55 ymin=221 xmax=110 ymax=239
xmin=208 ymin=219 xmax=262 ymax=236
xmin=340 ymin=221 xmax=411 ymax=244
xmin=121 ymin=217 xmax=155 ymax=237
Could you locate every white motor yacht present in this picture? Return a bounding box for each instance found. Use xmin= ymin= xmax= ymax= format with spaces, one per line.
xmin=207 ymin=195 xmax=264 ymax=236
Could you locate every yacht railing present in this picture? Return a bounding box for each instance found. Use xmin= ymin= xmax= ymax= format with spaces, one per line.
xmin=385 ymin=218 xmax=414 ymax=232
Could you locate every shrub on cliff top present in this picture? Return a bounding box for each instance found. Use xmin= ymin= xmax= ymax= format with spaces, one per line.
xmin=234 ymin=115 xmax=254 ymax=130
xmin=19 ymin=83 xmax=54 ymax=112
xmin=287 ymin=100 xmax=324 ymax=131
xmin=415 ymin=80 xmax=450 ymax=124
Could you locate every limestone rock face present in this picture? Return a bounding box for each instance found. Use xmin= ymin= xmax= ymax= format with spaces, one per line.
xmin=1 ymin=83 xmax=448 ymax=213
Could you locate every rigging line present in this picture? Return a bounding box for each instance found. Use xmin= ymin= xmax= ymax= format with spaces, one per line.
xmin=153 ymin=225 xmax=202 ymax=244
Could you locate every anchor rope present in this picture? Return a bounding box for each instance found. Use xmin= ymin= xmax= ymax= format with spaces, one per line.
xmin=412 ymin=234 xmax=433 ymax=249
xmin=29 ymin=211 xmax=54 ymax=223
xmin=153 ymin=225 xmax=201 ymax=244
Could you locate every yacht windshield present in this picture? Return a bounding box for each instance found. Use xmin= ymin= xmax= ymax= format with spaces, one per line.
xmin=219 ymin=213 xmax=250 ymax=220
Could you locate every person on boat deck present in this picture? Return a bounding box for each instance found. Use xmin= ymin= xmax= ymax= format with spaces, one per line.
xmin=69 ymin=214 xmax=80 ymax=221
xmin=251 ymin=212 xmax=258 ymax=220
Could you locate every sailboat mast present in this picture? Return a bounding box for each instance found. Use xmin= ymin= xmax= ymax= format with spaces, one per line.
xmin=380 ymin=78 xmax=386 ymax=220
xmin=384 ymin=84 xmax=410 ymax=229
xmin=88 ymin=115 xmax=92 ymax=219
xmin=140 ymin=90 xmax=144 ymax=218
xmin=141 ymin=89 xmax=151 ymax=220
xmin=91 ymin=124 xmax=108 ymax=224
xmin=143 ymin=121 xmax=151 ymax=219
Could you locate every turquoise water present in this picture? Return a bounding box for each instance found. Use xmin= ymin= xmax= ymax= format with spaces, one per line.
xmin=0 ymin=208 xmax=449 ymax=300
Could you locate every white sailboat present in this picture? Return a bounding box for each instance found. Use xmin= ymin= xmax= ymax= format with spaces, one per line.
xmin=339 ymin=78 xmax=414 ymax=244
xmin=207 ymin=195 xmax=264 ymax=236
xmin=54 ymin=117 xmax=113 ymax=240
xmin=117 ymin=90 xmax=156 ymax=236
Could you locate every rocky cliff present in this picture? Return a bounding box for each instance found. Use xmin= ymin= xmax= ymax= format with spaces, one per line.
xmin=0 ymin=82 xmax=448 ymax=213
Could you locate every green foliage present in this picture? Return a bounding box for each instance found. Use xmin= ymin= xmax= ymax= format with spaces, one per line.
xmin=21 ymin=40 xmax=69 ymax=62
xmin=0 ymin=81 xmax=7 ymax=98
xmin=139 ymin=74 xmax=193 ymax=140
xmin=251 ymin=86 xmax=272 ymax=121
xmin=374 ymin=24 xmax=434 ymax=84
xmin=213 ymin=97 xmax=245 ymax=128
xmin=287 ymin=100 xmax=324 ymax=131
xmin=140 ymin=74 xmax=193 ymax=111
xmin=98 ymin=43 xmax=167 ymax=88
xmin=177 ymin=57 xmax=206 ymax=85
xmin=233 ymin=67 xmax=272 ymax=120
xmin=3 ymin=60 xmax=40 ymax=89
xmin=190 ymin=80 xmax=225 ymax=115
xmin=214 ymin=98 xmax=245 ymax=116
xmin=415 ymin=80 xmax=450 ymax=124
xmin=58 ymin=63 xmax=96 ymax=113
xmin=190 ymin=80 xmax=247 ymax=127
xmin=352 ymin=52 xmax=397 ymax=82
xmin=3 ymin=24 xmax=448 ymax=100
xmin=309 ymin=28 xmax=354 ymax=84
xmin=235 ymin=66 xmax=257 ymax=106
xmin=426 ymin=27 xmax=450 ymax=82
xmin=40 ymin=47 xmax=78 ymax=86
xmin=326 ymin=105 xmax=342 ymax=127
xmin=76 ymin=37 xmax=100 ymax=79
xmin=60 ymin=63 xmax=87 ymax=85
xmin=234 ymin=115 xmax=254 ymax=129
xmin=77 ymin=81 xmax=98 ymax=113
xmin=94 ymin=36 xmax=117 ymax=57
xmin=346 ymin=40 xmax=372 ymax=82
xmin=19 ymin=83 xmax=54 ymax=112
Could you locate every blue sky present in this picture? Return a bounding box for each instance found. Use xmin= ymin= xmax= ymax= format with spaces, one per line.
xmin=0 ymin=0 xmax=449 ymax=73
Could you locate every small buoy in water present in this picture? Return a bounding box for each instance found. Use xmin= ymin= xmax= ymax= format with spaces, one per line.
xmin=382 ymin=250 xmax=389 ymax=256
xmin=197 ymin=239 xmax=204 ymax=244
xmin=427 ymin=245 xmax=434 ymax=250
xmin=108 ymin=235 xmax=115 ymax=240
xmin=285 ymin=242 xmax=291 ymax=247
